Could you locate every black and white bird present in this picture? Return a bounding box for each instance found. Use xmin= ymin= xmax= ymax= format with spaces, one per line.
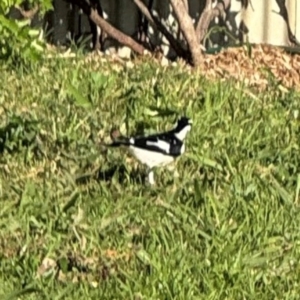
xmin=107 ymin=117 xmax=193 ymax=185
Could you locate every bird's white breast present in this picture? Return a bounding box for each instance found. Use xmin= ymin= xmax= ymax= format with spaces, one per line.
xmin=175 ymin=125 xmax=191 ymax=141
xmin=129 ymin=146 xmax=174 ymax=168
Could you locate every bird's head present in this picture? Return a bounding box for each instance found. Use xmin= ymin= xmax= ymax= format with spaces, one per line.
xmin=174 ymin=116 xmax=193 ymax=141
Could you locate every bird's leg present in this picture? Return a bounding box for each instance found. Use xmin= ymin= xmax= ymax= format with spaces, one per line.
xmin=166 ymin=164 xmax=179 ymax=177
xmin=147 ymin=168 xmax=155 ymax=185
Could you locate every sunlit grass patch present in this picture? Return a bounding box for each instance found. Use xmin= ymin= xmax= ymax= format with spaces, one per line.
xmin=1 ymin=56 xmax=300 ymax=299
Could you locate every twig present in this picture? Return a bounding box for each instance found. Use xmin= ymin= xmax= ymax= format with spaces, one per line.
xmin=196 ymin=0 xmax=231 ymax=44
xmin=133 ymin=0 xmax=188 ymax=59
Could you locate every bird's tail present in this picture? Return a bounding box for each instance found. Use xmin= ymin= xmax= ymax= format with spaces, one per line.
xmin=102 ymin=137 xmax=132 ymax=148
xmin=100 ymin=128 xmax=133 ymax=148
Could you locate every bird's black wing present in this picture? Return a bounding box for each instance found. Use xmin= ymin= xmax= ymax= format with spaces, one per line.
xmin=131 ymin=135 xmax=168 ymax=154
xmin=156 ymin=132 xmax=183 ymax=157
xmin=133 ymin=131 xmax=183 ymax=157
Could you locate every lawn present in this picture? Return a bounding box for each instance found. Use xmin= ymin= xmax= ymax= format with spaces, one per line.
xmin=1 ymin=54 xmax=300 ymax=299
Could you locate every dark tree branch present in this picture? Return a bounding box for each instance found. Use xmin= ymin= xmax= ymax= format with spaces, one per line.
xmin=88 ymin=0 xmax=105 ymax=50
xmin=133 ymin=0 xmax=188 ymax=59
xmin=133 ymin=0 xmax=154 ymax=29
xmin=196 ymin=0 xmax=231 ymax=44
xmin=274 ymin=0 xmax=300 ymax=46
xmin=69 ymin=0 xmax=147 ymax=55
xmin=135 ymin=0 xmax=154 ymax=44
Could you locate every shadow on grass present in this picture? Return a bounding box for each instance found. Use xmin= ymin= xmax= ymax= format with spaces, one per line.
xmin=0 ymin=119 xmax=39 ymax=154
xmin=75 ymin=164 xmax=145 ymax=185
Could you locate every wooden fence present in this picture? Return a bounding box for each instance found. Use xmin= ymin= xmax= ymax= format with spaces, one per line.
xmin=9 ymin=0 xmax=300 ymax=58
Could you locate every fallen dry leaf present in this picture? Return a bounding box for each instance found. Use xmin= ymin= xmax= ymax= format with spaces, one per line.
xmin=37 ymin=257 xmax=57 ymax=277
xmin=199 ymin=44 xmax=300 ymax=91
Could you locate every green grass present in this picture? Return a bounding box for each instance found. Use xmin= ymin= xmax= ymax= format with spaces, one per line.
xmin=1 ymin=54 xmax=300 ymax=300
